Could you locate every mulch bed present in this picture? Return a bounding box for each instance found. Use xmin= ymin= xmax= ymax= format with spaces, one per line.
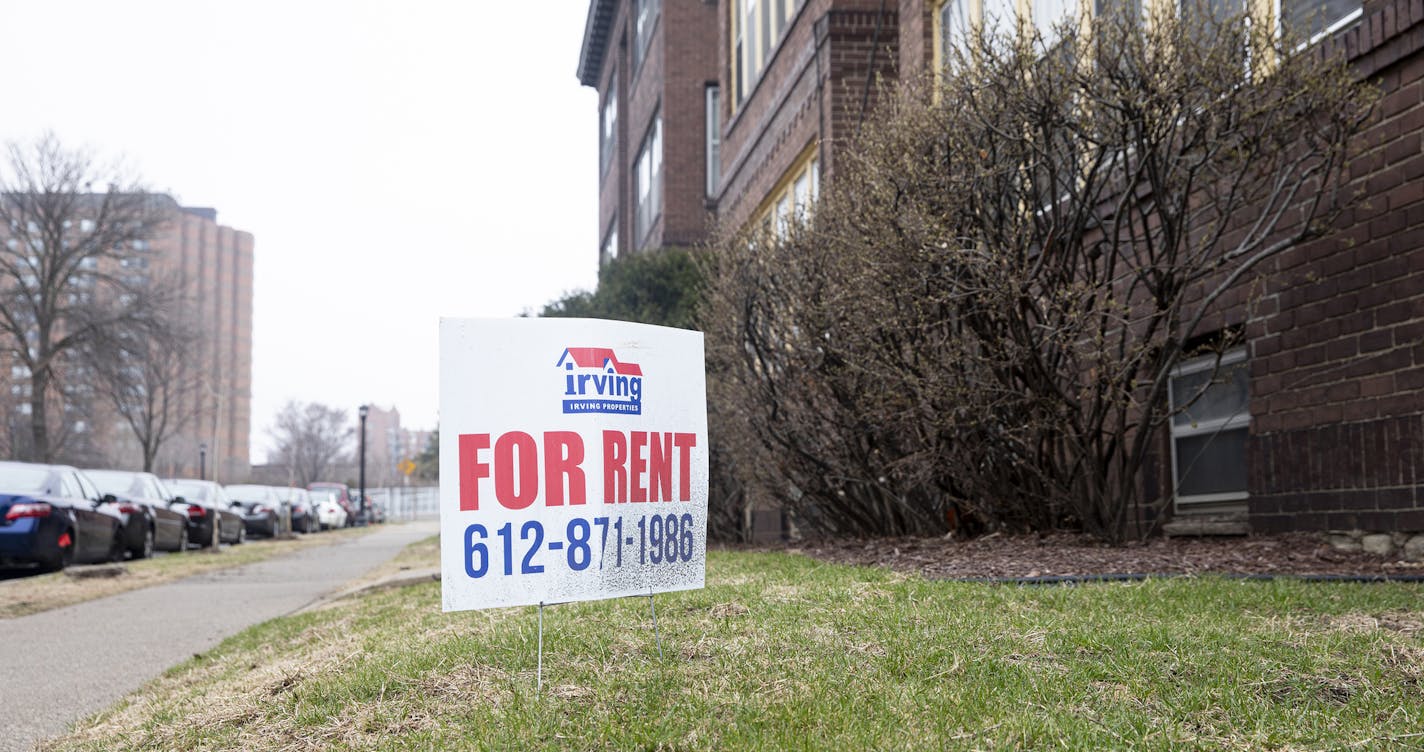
xmin=769 ymin=532 xmax=1424 ymax=580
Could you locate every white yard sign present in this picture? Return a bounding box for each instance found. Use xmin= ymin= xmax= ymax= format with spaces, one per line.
xmin=439 ymin=318 xmax=708 ymax=612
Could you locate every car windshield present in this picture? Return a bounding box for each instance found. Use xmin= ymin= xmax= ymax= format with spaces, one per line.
xmin=167 ymin=480 xmax=209 ymax=501
xmin=225 ymin=485 xmax=270 ymax=503
xmin=86 ymin=470 xmax=138 ymax=497
xmin=0 ymin=466 xmax=52 ymax=495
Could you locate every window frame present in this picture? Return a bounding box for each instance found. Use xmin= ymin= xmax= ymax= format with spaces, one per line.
xmin=729 ymin=0 xmax=806 ymax=109
xmin=599 ymin=77 xmax=618 ymax=179
xmin=633 ymin=113 xmax=663 ymax=249
xmin=632 ymin=0 xmax=661 ymax=75
xmin=749 ymin=143 xmax=820 ymax=239
xmin=1168 ymin=347 xmax=1251 ymax=508
xmin=705 ymin=84 xmax=722 ymax=198
xmin=1275 ymin=0 xmax=1361 ymax=48
xmin=601 ymin=218 xmax=619 ymax=266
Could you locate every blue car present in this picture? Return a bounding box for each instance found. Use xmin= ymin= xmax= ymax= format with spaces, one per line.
xmin=0 ymin=461 xmax=125 ymax=571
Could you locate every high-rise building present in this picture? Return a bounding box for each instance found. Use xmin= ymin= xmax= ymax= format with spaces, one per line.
xmin=151 ymin=202 xmax=254 ymax=482
xmin=0 ymin=194 xmax=252 ymax=477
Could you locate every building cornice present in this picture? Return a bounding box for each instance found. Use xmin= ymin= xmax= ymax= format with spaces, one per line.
xmin=577 ymin=0 xmax=618 ymax=88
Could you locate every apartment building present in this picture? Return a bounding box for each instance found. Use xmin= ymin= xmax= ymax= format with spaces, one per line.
xmin=579 ymin=0 xmax=1424 ymax=538
xmin=153 ymin=202 xmax=254 ymax=482
xmin=579 ymin=0 xmax=721 ymax=264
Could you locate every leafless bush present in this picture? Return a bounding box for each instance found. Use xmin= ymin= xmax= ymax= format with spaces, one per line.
xmin=702 ymin=9 xmax=1373 ymax=541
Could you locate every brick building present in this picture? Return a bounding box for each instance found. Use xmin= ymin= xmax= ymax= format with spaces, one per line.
xmin=579 ymin=0 xmax=721 ymax=263
xmin=580 ymin=0 xmax=1424 ymax=537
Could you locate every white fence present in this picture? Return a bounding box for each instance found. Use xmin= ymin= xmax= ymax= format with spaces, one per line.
xmin=366 ymin=484 xmax=440 ymax=521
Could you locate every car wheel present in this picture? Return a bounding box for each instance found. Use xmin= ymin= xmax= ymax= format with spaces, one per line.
xmin=42 ymin=527 xmax=75 ymax=572
xmin=211 ymin=520 xmax=221 ymax=548
xmin=236 ymin=524 xmax=246 ymax=545
xmin=133 ymin=525 xmax=154 ymax=560
xmin=178 ymin=527 xmax=189 ymax=552
xmin=108 ymin=529 xmax=126 ymax=563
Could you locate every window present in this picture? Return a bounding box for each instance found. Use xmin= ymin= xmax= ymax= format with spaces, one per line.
xmin=1169 ymin=348 xmax=1250 ymax=506
xmin=600 ymin=80 xmax=618 ymax=177
xmin=1033 ymin=0 xmax=1079 ymax=46
xmin=1180 ymin=0 xmax=1244 ymax=27
xmin=730 ymin=0 xmax=805 ymax=107
xmin=59 ymin=472 xmax=81 ymax=499
xmin=634 ymin=114 xmax=663 ymax=247
xmin=706 ymin=85 xmax=721 ymax=197
xmin=752 ymin=145 xmax=820 ymax=238
xmin=935 ymin=0 xmax=972 ymax=70
xmin=633 ymin=0 xmax=660 ymax=72
xmin=983 ymin=0 xmax=1018 ymax=35
xmin=1280 ymin=0 xmax=1360 ymax=41
xmin=601 ymin=220 xmax=619 ymax=265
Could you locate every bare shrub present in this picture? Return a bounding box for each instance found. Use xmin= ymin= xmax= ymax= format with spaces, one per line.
xmin=702 ymin=9 xmax=1373 ymax=541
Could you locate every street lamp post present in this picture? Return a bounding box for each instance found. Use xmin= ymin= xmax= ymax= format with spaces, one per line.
xmin=199 ymin=442 xmax=208 ymax=481
xmin=358 ymin=404 xmax=369 ymax=525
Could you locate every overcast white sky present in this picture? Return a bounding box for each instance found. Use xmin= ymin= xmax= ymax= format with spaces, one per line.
xmin=0 ymin=1 xmax=600 ymax=461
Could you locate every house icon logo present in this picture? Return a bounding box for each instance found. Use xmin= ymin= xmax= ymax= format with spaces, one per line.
xmin=556 ymin=347 xmax=644 ymax=415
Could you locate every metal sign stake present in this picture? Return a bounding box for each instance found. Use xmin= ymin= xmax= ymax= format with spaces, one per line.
xmin=537 ymin=602 xmax=545 ymax=695
xmin=649 ymin=592 xmax=663 ymax=659
xmin=534 ymin=592 xmax=670 ymax=696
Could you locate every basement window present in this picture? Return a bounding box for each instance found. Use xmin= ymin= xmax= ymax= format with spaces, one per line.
xmin=1169 ymin=347 xmax=1250 ymax=507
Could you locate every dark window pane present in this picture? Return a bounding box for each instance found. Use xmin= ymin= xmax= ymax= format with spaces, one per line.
xmin=1175 ymin=427 xmax=1247 ymax=497
xmin=1171 ymin=359 xmax=1249 ymax=427
xmin=1282 ymin=0 xmax=1359 ymax=39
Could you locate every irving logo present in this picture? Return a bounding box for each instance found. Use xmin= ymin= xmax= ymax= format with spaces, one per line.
xmin=556 ymin=347 xmax=644 ymax=415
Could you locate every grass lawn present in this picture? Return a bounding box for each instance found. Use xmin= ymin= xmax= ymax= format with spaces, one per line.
xmin=0 ymin=526 xmax=377 ymax=619
xmin=41 ymin=538 xmax=1424 ymax=751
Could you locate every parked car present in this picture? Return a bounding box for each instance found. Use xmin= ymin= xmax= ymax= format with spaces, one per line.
xmin=0 ymin=461 xmax=125 ymax=570
xmin=349 ymin=492 xmax=375 ymax=525
xmin=163 ymin=479 xmax=245 ymax=547
xmin=86 ymin=469 xmax=190 ymax=557
xmin=224 ymin=484 xmax=283 ymax=538
xmin=367 ymin=497 xmax=386 ymax=524
xmin=274 ymin=486 xmax=317 ymax=534
xmin=308 ymin=482 xmax=356 ymax=527
xmin=309 ymin=489 xmax=349 ymax=530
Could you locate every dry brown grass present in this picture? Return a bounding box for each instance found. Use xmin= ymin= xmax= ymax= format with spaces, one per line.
xmin=1 ymin=526 xmax=376 ymax=619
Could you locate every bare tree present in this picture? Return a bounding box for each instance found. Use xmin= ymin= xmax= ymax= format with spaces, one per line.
xmin=269 ymin=401 xmax=352 ymax=486
xmin=86 ymin=310 xmax=203 ymax=471
xmin=0 ymin=132 xmax=172 ymax=462
xmin=702 ymin=9 xmax=1373 ymax=542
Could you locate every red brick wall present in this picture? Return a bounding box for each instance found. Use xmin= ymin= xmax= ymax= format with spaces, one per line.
xmin=1247 ymin=0 xmax=1424 ymax=533
xmin=661 ymin=0 xmax=720 ymax=248
xmin=716 ymin=0 xmax=898 ymax=232
xmin=591 ymin=1 xmax=720 ymax=259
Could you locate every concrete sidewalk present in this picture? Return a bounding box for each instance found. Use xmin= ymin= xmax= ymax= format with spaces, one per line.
xmin=0 ymin=519 xmax=439 ymax=752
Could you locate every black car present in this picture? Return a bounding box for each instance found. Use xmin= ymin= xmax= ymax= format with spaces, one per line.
xmin=224 ymin=484 xmax=283 ymax=538
xmin=86 ymin=469 xmax=190 ymax=558
xmin=0 ymin=461 xmax=125 ymax=571
xmin=162 ymin=478 xmax=245 ymax=547
xmin=274 ymin=486 xmax=317 ymax=534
